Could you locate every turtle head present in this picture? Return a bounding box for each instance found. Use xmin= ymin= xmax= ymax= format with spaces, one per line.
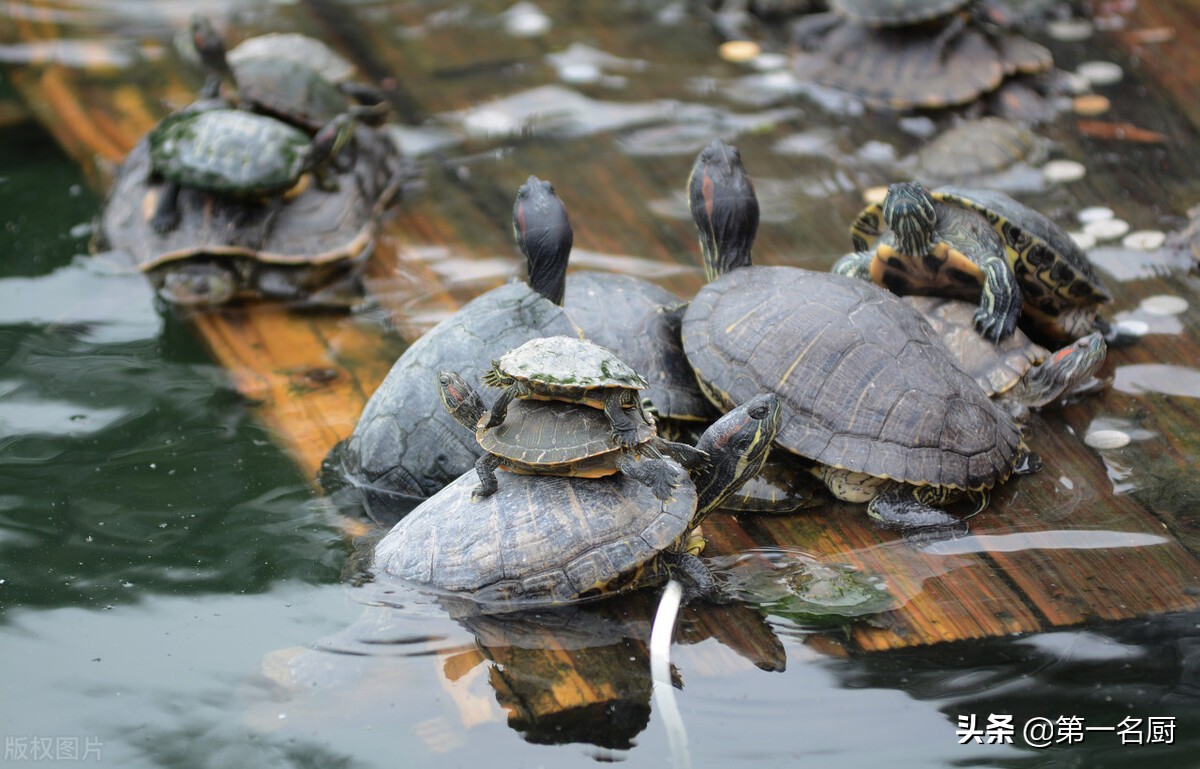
xmin=189 ymin=15 xmax=236 ymax=96
xmin=1023 ymin=332 xmax=1107 ymax=408
xmin=692 ymin=393 xmax=781 ymax=517
xmin=435 ymin=371 xmax=488 ymax=431
xmin=304 ymin=113 xmax=357 ymax=171
xmin=881 ymin=181 xmax=937 ymax=258
xmin=688 ymin=138 xmax=760 ymax=282
xmin=513 ymin=175 xmax=572 ymax=306
xmin=159 ymin=263 xmax=237 ymax=307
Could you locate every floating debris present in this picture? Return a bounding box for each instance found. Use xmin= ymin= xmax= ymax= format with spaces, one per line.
xmin=1122 ymin=230 xmax=1166 ymax=250
xmin=1043 ymin=159 xmax=1086 ymax=183
xmin=1077 ymin=60 xmax=1124 ymax=86
xmin=1047 ymin=19 xmax=1094 ymax=41
xmin=1085 ymin=429 xmax=1132 ymax=449
xmin=1078 ymin=206 xmax=1114 ymax=224
xmin=1083 ymin=218 xmax=1130 ymax=241
xmin=1068 ymin=231 xmax=1097 ymax=250
xmin=1140 ymin=294 xmax=1189 ymax=316
xmin=1073 ymin=94 xmax=1111 ymax=116
xmin=1076 ymin=120 xmax=1169 ymax=143
xmin=719 ymin=40 xmax=761 ymax=63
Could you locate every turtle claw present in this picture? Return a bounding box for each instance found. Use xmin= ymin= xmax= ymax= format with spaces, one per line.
xmin=973 ymin=305 xmax=1018 ymax=342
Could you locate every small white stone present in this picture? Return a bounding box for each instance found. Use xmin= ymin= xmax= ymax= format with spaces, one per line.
xmin=1077 ymin=61 xmax=1124 ymax=86
xmin=1068 ymin=231 xmax=1097 ymax=250
xmin=751 ymin=52 xmax=790 ymax=71
xmin=1047 ymin=19 xmax=1094 ymax=41
xmin=1085 ymin=429 xmax=1132 ymax=449
xmin=1116 ymin=319 xmax=1149 ymax=337
xmin=1140 ymin=294 xmax=1189 ymax=316
xmin=1083 ymin=218 xmax=1130 ymax=240
xmin=1121 ymin=230 xmax=1166 ymax=250
xmin=1077 ymin=206 xmax=1114 ymax=223
xmin=1043 ymin=159 xmax=1086 ymax=183
xmin=558 ymin=62 xmax=601 ymax=84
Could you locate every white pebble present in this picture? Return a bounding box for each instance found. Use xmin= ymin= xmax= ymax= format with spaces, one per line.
xmin=1116 ymin=319 xmax=1149 ymax=337
xmin=1067 ymin=231 xmax=1097 ymax=250
xmin=751 ymin=52 xmax=790 ymax=71
xmin=1077 ymin=206 xmax=1114 ymax=224
xmin=1085 ymin=429 xmax=1132 ymax=449
xmin=1043 ymin=159 xmax=1087 ymax=183
xmin=1122 ymin=230 xmax=1166 ymax=250
xmin=558 ymin=62 xmax=601 ymax=84
xmin=1083 ymin=218 xmax=1130 ymax=241
xmin=1140 ymin=294 xmax=1189 ymax=316
xmin=1077 ymin=61 xmax=1124 ymax=87
xmin=503 ymin=3 xmax=552 ymax=37
xmin=1047 ymin=19 xmax=1094 ymax=41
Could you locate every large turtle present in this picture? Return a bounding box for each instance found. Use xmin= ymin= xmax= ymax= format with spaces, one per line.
xmin=838 ymin=181 xmax=1113 ymax=343
xmin=481 ymin=336 xmax=654 ymax=448
xmin=324 ymin=177 xmax=583 ymax=523
xmin=373 ymin=394 xmax=781 ymax=605
xmin=435 ymin=371 xmax=706 ymax=500
xmin=99 ymin=106 xmax=401 ymax=306
xmin=905 ymin=295 xmax=1107 ymax=421
xmin=682 ymin=139 xmax=1031 ymax=531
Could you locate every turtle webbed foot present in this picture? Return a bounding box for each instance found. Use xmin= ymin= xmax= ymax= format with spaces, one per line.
xmin=617 ymin=454 xmax=677 ymax=501
xmin=867 ymin=489 xmax=970 ymax=538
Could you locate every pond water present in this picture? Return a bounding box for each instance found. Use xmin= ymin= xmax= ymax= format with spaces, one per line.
xmin=3 ymin=1 xmax=1200 ymax=767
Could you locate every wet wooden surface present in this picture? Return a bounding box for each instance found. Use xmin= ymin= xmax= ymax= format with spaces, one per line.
xmin=6 ymin=0 xmax=1200 ymax=727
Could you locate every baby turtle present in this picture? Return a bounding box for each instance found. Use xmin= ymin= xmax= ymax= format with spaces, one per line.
xmin=436 ymin=371 xmax=706 ymax=500
xmin=482 ymin=336 xmax=653 ymax=449
xmin=373 ymin=394 xmax=781 ymax=605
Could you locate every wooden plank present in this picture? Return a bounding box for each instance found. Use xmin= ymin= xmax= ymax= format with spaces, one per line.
xmin=7 ymin=1 xmax=1200 ymax=736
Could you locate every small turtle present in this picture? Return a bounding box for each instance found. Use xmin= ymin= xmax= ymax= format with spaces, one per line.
xmin=146 ymin=106 xmax=354 ymax=235
xmin=323 ymin=177 xmax=582 ymax=521
xmin=436 ymin=371 xmax=707 ymax=500
xmin=682 ymin=139 xmax=1032 ymax=533
xmin=830 ymin=0 xmax=970 ymax=26
xmin=904 ymin=117 xmax=1051 ymax=189
xmin=482 ymin=336 xmax=654 ymax=449
xmin=905 ymin=295 xmax=1107 ymax=421
xmin=838 ymin=181 xmax=1112 ymax=342
xmin=373 ymin=394 xmax=782 ymax=605
xmin=99 ymin=114 xmax=400 ymax=306
xmin=189 ymin=16 xmax=385 ymax=132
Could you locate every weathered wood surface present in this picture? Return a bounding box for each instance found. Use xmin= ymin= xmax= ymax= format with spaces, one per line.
xmin=6 ymin=0 xmax=1200 ymax=727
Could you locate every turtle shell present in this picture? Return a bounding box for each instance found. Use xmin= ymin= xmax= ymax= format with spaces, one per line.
xmin=565 ymin=272 xmax=710 ymax=421
xmin=373 ymin=461 xmax=696 ymax=604
xmin=232 ymin=56 xmax=352 ymax=132
xmin=99 ymin=121 xmax=400 ymax=301
xmin=148 ymin=109 xmax=311 ymax=195
xmin=494 ymin=336 xmax=648 ymax=393
xmin=933 ymin=186 xmax=1112 ymax=339
xmin=228 ymin=32 xmax=356 ymax=84
xmin=831 ymin=0 xmax=969 ymax=26
xmin=328 ymin=283 xmax=583 ymax=519
xmin=910 ymin=117 xmax=1050 ymax=187
xmin=682 ymin=266 xmax=1021 ymax=492
xmin=478 ymin=398 xmax=655 ymax=473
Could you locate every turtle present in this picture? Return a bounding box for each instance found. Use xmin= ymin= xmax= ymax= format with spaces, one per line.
xmin=830 ymin=0 xmax=971 ymax=26
xmin=435 ymin=371 xmax=707 ymax=500
xmin=1166 ymin=203 xmax=1200 ymax=268
xmin=372 ymin=393 xmax=782 ymax=605
xmin=189 ymin=15 xmax=386 ymax=132
xmin=146 ymin=106 xmax=355 ymax=237
xmin=837 ymin=181 xmax=1113 ymax=343
xmin=905 ymin=295 xmax=1107 ymax=422
xmin=481 ymin=336 xmax=654 ymax=449
xmin=682 ymin=139 xmax=1032 ymax=532
xmin=903 ymin=117 xmax=1051 ymax=190
xmin=322 ymin=176 xmax=583 ymax=523
xmin=99 ymin=110 xmax=401 ymax=307
xmin=791 ymin=10 xmax=1051 ymax=110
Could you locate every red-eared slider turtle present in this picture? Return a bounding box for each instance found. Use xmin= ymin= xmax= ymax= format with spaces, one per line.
xmin=436 ymin=371 xmax=707 ymax=500
xmin=838 ymin=181 xmax=1113 ymax=343
xmin=146 ymin=107 xmax=354 ymax=236
xmin=905 ymin=296 xmax=1107 ymax=421
xmin=323 ymin=177 xmax=583 ymax=522
xmin=792 ymin=11 xmax=1050 ymax=110
xmin=904 ymin=117 xmax=1051 ymax=189
xmin=373 ymin=394 xmax=781 ymax=604
xmin=830 ymin=0 xmax=970 ymax=26
xmin=482 ymin=336 xmax=654 ymax=449
xmin=189 ymin=16 xmax=385 ymax=132
xmin=682 ymin=139 xmax=1030 ymax=531
xmin=99 ymin=106 xmax=400 ymax=306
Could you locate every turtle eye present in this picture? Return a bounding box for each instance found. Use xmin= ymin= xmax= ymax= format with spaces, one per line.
xmin=749 ymin=404 xmax=768 ymax=420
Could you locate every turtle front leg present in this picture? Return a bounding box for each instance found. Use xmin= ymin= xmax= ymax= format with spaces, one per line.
xmin=974 ymin=256 xmax=1022 ymax=341
xmin=615 ymin=451 xmax=677 ymax=501
xmin=831 ymin=251 xmax=875 ymax=281
xmin=312 ymin=164 xmax=341 ymax=193
xmin=482 ymin=386 xmax=516 ymax=430
xmin=659 ymin=550 xmax=720 ymax=603
xmin=866 ymin=487 xmax=970 ymax=535
xmin=604 ymin=390 xmax=645 ymax=448
xmin=150 ymin=181 xmax=182 ymax=234
xmin=471 ymin=453 xmax=503 ymax=500
xmin=648 ymin=438 xmax=709 ymax=472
